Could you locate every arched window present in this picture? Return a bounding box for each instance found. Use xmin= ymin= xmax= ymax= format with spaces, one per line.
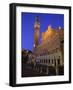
xmin=58 ymin=59 xmax=60 ymax=65
xmin=48 ymin=59 xmax=50 ymax=64
xmin=46 ymin=59 xmax=48 ymax=63
xmin=52 ymin=59 xmax=53 ymax=64
xmin=57 ymin=56 xmax=60 ymax=65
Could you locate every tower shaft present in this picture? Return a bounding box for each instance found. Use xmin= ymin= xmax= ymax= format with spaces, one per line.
xmin=34 ymin=16 xmax=40 ymax=48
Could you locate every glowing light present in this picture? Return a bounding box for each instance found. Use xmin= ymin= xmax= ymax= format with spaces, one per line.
xmin=59 ymin=26 xmax=61 ymax=29
xmin=34 ymin=44 xmax=35 ymax=47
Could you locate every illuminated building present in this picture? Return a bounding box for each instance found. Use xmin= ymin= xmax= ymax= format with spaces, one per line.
xmin=33 ymin=16 xmax=64 ymax=75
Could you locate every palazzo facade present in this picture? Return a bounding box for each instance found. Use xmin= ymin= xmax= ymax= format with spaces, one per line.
xmin=33 ymin=16 xmax=64 ymax=75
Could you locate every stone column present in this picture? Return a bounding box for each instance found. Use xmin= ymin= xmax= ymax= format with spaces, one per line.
xmin=46 ymin=66 xmax=49 ymax=74
xmin=40 ymin=67 xmax=42 ymax=73
xmin=56 ymin=60 xmax=59 ymax=75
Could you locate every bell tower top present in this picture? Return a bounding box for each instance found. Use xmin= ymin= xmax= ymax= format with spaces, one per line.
xmin=34 ymin=16 xmax=40 ymax=29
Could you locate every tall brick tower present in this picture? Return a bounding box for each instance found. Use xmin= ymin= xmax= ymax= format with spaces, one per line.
xmin=34 ymin=16 xmax=40 ymax=48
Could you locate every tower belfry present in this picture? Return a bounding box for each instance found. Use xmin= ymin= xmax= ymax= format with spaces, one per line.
xmin=34 ymin=16 xmax=40 ymax=48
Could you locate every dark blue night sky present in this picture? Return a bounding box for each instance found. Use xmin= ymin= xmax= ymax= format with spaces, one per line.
xmin=22 ymin=12 xmax=64 ymax=51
